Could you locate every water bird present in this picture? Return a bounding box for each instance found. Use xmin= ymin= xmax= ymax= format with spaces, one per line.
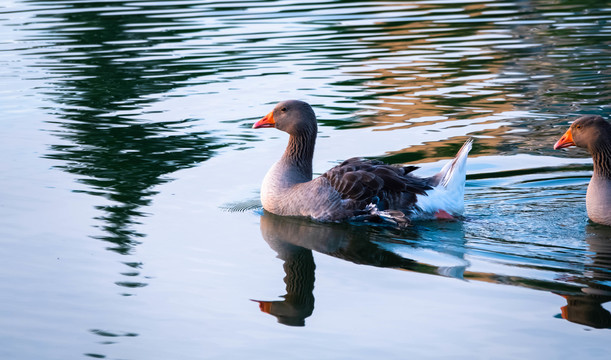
xmin=554 ymin=115 xmax=611 ymax=226
xmin=252 ymin=100 xmax=472 ymax=228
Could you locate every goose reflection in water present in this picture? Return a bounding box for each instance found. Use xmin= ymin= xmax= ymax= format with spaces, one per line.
xmin=252 ymin=211 xmax=611 ymax=328
xmin=251 ymin=239 xmax=315 ymax=327
xmin=557 ymin=225 xmax=611 ymax=329
xmin=251 ymin=211 xmax=457 ymax=326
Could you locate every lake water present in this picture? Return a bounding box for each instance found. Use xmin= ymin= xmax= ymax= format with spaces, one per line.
xmin=1 ymin=0 xmax=610 ymax=359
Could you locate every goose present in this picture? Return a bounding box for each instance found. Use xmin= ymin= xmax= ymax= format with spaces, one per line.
xmin=252 ymin=100 xmax=472 ymax=227
xmin=554 ymin=115 xmax=611 ymax=226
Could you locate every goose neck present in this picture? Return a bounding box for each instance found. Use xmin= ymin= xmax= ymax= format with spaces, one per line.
xmin=591 ymin=142 xmax=611 ymax=179
xmin=281 ymin=133 xmax=315 ymax=180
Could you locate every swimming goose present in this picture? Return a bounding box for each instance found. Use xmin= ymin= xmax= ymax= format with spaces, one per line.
xmin=253 ymin=100 xmax=472 ymax=227
xmin=554 ymin=115 xmax=611 ymax=226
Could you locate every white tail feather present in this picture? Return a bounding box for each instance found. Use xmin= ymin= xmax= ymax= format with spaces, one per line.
xmin=415 ymin=138 xmax=473 ymax=217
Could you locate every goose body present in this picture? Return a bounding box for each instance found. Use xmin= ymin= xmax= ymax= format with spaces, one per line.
xmin=554 ymin=115 xmax=611 ymax=226
xmin=253 ymin=100 xmax=472 ymax=227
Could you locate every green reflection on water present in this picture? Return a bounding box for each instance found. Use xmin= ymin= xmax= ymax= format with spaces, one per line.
xmin=34 ymin=0 xmax=230 ymax=253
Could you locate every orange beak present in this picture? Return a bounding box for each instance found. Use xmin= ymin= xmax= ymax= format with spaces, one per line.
xmin=251 ymin=299 xmax=273 ymax=314
xmin=560 ymin=305 xmax=568 ymax=320
xmin=252 ymin=111 xmax=275 ymax=129
xmin=553 ymin=128 xmax=575 ymax=150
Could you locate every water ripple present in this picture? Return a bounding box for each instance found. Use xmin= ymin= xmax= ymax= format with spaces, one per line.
xmin=1 ymin=1 xmax=611 ymax=355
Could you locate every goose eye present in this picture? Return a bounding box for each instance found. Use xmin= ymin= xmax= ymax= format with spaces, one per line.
xmin=281 ymin=107 xmax=287 ymax=112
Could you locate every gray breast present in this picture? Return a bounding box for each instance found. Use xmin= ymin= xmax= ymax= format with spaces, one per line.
xmin=586 ymin=176 xmax=611 ymax=226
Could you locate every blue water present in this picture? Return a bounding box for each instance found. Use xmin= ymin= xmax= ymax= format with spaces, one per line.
xmin=1 ymin=0 xmax=610 ymax=359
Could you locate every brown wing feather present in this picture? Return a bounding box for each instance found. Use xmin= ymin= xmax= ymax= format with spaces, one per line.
xmin=321 ymin=157 xmax=431 ymax=211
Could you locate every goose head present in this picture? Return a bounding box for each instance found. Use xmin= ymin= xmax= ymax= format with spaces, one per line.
xmin=554 ymin=115 xmax=609 ymax=151
xmin=253 ymin=100 xmax=317 ymax=137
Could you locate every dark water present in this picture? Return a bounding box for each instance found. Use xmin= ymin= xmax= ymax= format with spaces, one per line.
xmin=1 ymin=0 xmax=610 ymax=359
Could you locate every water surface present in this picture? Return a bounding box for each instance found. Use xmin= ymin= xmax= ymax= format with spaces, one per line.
xmin=1 ymin=0 xmax=610 ymax=359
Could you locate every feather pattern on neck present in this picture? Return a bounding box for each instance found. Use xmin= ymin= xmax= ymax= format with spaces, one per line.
xmin=591 ymin=141 xmax=611 ymax=179
xmin=281 ymin=132 xmax=315 ymax=182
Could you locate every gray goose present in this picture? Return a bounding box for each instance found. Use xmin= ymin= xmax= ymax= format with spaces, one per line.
xmin=554 ymin=115 xmax=611 ymax=226
xmin=253 ymin=100 xmax=473 ymax=227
